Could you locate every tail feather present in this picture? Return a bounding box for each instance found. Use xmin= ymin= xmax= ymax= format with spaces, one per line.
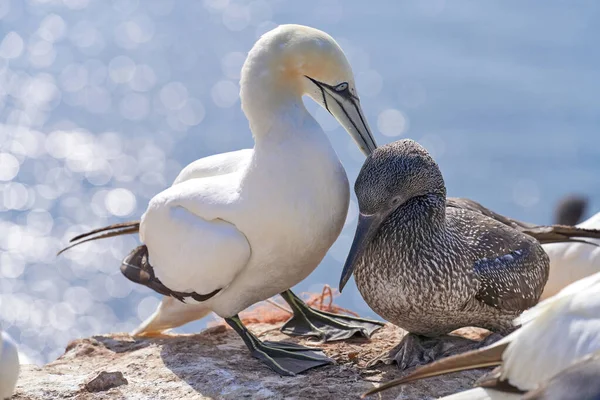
xmin=132 ymin=296 xmax=211 ymax=336
xmin=57 ymin=221 xmax=140 ymax=256
xmin=69 ymin=221 xmax=140 ymax=242
xmin=361 ymin=342 xmax=508 ymax=398
xmin=58 ymin=222 xmax=221 ymax=304
xmin=522 ymin=225 xmax=600 ymax=246
xmin=447 ymin=198 xmax=600 ymax=247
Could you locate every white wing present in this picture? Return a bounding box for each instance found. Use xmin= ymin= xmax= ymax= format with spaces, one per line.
xmin=173 ymin=149 xmax=252 ymax=185
xmin=541 ymin=211 xmax=600 ymax=300
xmin=140 ymin=172 xmax=250 ymax=296
xmin=0 ymin=331 xmax=20 ymax=399
xmin=133 ymin=149 xmax=253 ymax=334
xmin=439 ymin=388 xmax=520 ymax=400
xmin=132 ymin=296 xmax=212 ymax=335
xmin=519 ymin=271 xmax=600 ymax=325
xmin=501 ymin=272 xmax=600 ymax=390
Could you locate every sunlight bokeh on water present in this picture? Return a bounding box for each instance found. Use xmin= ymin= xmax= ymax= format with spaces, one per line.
xmin=1 ymin=0 xmax=599 ymax=364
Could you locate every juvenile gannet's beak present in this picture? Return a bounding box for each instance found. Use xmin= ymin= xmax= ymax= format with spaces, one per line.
xmin=339 ymin=213 xmax=382 ymax=292
xmin=305 ymin=76 xmax=377 ymax=156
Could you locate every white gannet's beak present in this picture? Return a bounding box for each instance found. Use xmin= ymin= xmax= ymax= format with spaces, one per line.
xmin=306 ymin=76 xmax=377 ymax=156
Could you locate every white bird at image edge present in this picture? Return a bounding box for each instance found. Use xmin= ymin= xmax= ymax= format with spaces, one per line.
xmin=541 ymin=211 xmax=600 ymax=300
xmin=0 ymin=330 xmax=19 ymax=400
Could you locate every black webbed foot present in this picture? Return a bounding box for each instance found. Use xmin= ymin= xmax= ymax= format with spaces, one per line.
xmin=279 ymin=290 xmax=384 ymax=342
xmin=367 ymin=332 xmax=483 ymax=370
xmin=226 ymin=315 xmax=333 ymax=376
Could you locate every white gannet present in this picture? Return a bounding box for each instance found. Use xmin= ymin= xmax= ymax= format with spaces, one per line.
xmin=521 ymin=352 xmax=600 ymax=400
xmin=59 ymin=24 xmax=384 ymax=375
xmin=0 ymin=329 xmax=19 ymax=399
xmin=541 ymin=207 xmax=600 ymax=300
xmin=361 ymin=271 xmax=600 ymax=398
xmin=425 ymin=353 xmax=600 ymax=400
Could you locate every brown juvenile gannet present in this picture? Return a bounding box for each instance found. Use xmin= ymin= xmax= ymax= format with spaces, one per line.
xmin=340 ymin=139 xmax=600 ymax=370
xmin=361 ymin=271 xmax=600 ymax=399
xmin=58 ymin=24 xmax=383 ymax=376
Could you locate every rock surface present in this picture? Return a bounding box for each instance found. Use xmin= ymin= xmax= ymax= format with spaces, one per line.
xmin=14 ymin=323 xmax=491 ymax=400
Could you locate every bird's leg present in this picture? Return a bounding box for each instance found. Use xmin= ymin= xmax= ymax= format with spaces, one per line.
xmin=278 ymin=289 xmax=384 ymax=342
xmin=225 ymin=315 xmax=333 ymax=376
xmin=367 ymin=332 xmax=481 ymax=370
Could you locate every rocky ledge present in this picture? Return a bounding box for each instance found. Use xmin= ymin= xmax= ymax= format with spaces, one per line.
xmin=14 ymin=322 xmax=491 ymax=400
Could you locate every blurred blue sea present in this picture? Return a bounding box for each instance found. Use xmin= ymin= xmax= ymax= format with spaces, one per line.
xmin=1 ymin=0 xmax=599 ymax=364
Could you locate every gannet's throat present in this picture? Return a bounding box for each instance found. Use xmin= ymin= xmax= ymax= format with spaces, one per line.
xmin=304 ymin=75 xmax=377 ymax=155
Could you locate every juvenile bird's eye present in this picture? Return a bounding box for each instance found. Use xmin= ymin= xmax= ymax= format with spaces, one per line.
xmin=390 ymin=197 xmax=401 ymax=206
xmin=335 ymin=82 xmax=348 ymax=92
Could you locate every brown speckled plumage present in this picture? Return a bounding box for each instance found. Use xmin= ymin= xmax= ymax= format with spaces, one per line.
xmin=350 ymin=139 xmax=550 ymax=336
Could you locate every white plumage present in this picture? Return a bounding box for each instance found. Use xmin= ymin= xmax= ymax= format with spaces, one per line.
xmin=541 ymin=211 xmax=600 ymax=300
xmin=438 ymin=388 xmax=518 ymax=400
xmin=0 ymin=330 xmax=19 ymax=399
xmin=59 ymin=24 xmax=383 ymax=375
xmin=172 ymin=149 xmax=252 ymax=185
xmin=102 ymin=24 xmax=377 ymax=337
xmin=143 ymin=126 xmax=348 ymax=316
xmin=500 ymin=271 xmax=600 ymax=391
xmin=141 ymin=53 xmax=349 ymax=317
xmin=135 ymin=150 xmax=253 ymax=333
xmin=437 ymin=272 xmax=600 ymax=399
xmin=12 ymin=26 xmax=380 ymax=391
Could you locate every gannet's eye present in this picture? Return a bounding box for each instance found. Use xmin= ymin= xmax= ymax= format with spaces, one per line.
xmin=334 ymin=82 xmax=348 ymax=92
xmin=390 ymin=197 xmax=401 ymax=207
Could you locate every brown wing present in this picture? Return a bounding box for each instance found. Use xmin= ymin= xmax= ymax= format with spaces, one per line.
xmin=447 ymin=197 xmax=600 ymax=246
xmin=473 ymin=245 xmax=547 ymax=312
xmin=447 ymin=207 xmax=550 ymax=312
xmin=447 ymin=198 xmax=535 ymax=229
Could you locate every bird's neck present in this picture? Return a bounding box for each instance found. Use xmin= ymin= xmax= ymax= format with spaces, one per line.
xmin=388 ymin=192 xmax=447 ymax=238
xmin=240 ymin=78 xmax=311 ymax=142
xmin=239 ymin=44 xmax=315 ymax=141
